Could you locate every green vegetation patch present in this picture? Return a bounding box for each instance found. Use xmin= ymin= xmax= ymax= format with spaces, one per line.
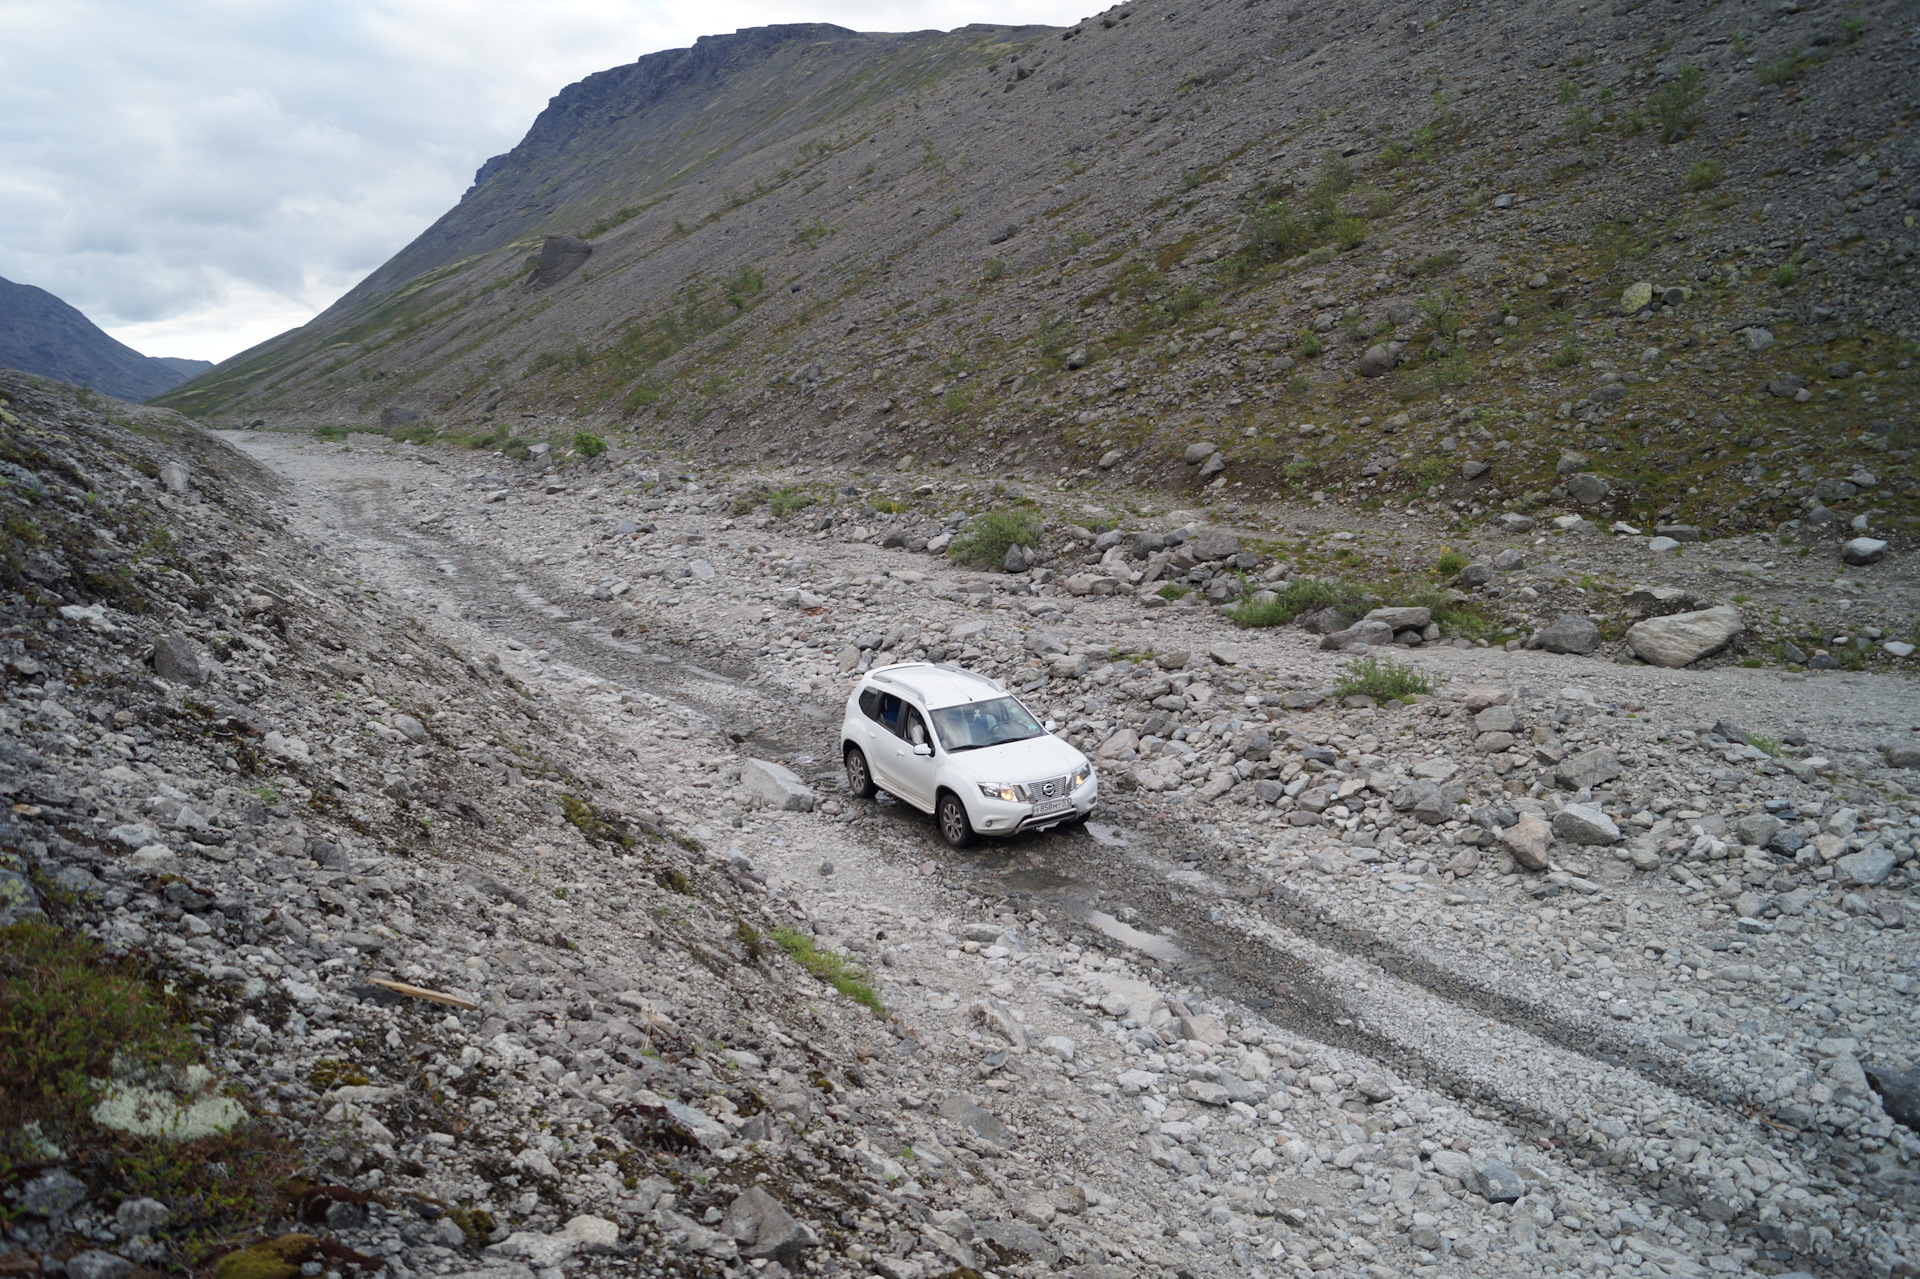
xmin=769 ymin=927 xmax=885 ymax=1018
xmin=1226 ymin=579 xmax=1374 ymax=629
xmin=1335 ymin=656 xmax=1436 ymax=701
xmin=947 ymin=508 xmax=1043 ymax=568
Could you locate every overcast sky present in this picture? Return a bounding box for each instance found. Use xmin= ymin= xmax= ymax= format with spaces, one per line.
xmin=0 ymin=0 xmax=1085 ymax=364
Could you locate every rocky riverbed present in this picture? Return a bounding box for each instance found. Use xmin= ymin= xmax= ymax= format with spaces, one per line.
xmin=3 ymin=379 xmax=1918 ymax=1279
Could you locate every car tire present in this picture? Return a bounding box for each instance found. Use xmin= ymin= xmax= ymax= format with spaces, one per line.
xmin=844 ymin=746 xmax=877 ymax=799
xmin=936 ymin=790 xmax=976 ymax=849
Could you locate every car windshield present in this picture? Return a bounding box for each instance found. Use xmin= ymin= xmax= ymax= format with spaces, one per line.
xmin=929 ymin=696 xmax=1045 ymax=752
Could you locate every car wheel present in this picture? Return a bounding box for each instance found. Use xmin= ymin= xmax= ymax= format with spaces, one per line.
xmin=844 ymin=746 xmax=877 ymax=799
xmin=936 ymin=790 xmax=975 ymax=849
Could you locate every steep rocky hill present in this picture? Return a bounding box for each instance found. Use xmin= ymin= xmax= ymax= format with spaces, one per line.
xmin=161 ymin=0 xmax=1916 ymax=547
xmin=0 ymin=275 xmax=212 ymax=401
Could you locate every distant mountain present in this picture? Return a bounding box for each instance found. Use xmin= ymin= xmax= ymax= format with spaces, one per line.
xmin=0 ymin=276 xmax=210 ymax=402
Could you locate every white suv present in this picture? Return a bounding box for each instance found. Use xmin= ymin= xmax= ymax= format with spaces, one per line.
xmin=839 ymin=663 xmax=1097 ymax=847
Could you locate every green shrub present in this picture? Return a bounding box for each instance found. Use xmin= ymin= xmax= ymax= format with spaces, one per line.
xmin=1426 ymin=353 xmax=1473 ymax=389
xmin=1416 ymin=250 xmax=1461 ymax=276
xmin=1551 ymin=329 xmax=1584 ymax=367
xmin=390 ymin=423 xmax=434 ymax=445
xmin=768 ymin=488 xmax=815 ymax=518
xmin=983 ymin=258 xmax=1009 ymax=279
xmin=1297 ymin=329 xmax=1324 ymax=359
xmin=1436 ymin=550 xmax=1470 ymax=577
xmin=1756 ymin=46 xmax=1809 ymax=86
xmin=1418 ymin=287 xmax=1464 ymax=338
xmin=948 ymin=508 xmax=1044 ymax=568
xmin=1410 ymin=456 xmax=1452 ymax=488
xmin=1648 ymin=64 xmax=1706 ymax=141
xmin=1156 ymin=583 xmax=1190 ymax=600
xmin=940 ymin=386 xmax=974 ymax=417
xmin=501 ymin=436 xmax=533 ymax=460
xmin=1226 ymin=578 xmax=1372 ymax=628
xmin=1683 ymin=160 xmax=1724 ymax=191
xmin=311 ymin=425 xmax=348 ymax=442
xmin=1335 ymin=656 xmax=1436 ymax=701
xmin=572 ymin=431 xmax=607 ymax=458
xmin=527 ymin=351 xmax=564 ymax=374
xmin=769 ymin=927 xmax=885 ymax=1018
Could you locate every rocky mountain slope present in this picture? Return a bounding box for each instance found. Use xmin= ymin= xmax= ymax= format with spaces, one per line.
xmin=0 ymin=275 xmax=211 ymax=401
xmin=160 ymin=0 xmax=1916 ymax=549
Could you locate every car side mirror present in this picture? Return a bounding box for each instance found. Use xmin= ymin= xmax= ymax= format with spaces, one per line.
xmin=912 ymin=742 xmax=932 ymax=757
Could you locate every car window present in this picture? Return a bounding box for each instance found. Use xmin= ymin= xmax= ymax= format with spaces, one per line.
xmin=875 ymin=692 xmax=904 ymax=735
xmin=904 ymin=707 xmax=930 ymax=750
xmin=929 ymin=696 xmax=1044 ymax=751
xmin=858 ymin=689 xmax=882 ymax=721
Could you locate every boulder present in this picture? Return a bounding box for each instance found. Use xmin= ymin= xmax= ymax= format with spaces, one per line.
xmin=1319 ymin=620 xmax=1394 ymax=650
xmin=1501 ymin=816 xmax=1552 ymax=870
xmin=1356 ymin=343 xmax=1404 ymax=377
xmin=1299 ymin=606 xmax=1348 ymax=635
xmin=379 ymin=406 xmax=421 ymax=429
xmin=1534 ymin=614 xmax=1601 ymax=655
xmin=740 ymin=759 xmax=816 ymax=812
xmin=152 ymin=634 xmax=204 ymax=685
xmin=1836 ymin=848 xmax=1894 ymax=887
xmin=1619 ymin=282 xmax=1654 ymax=314
xmin=1842 ymin=537 xmax=1889 ymax=566
xmin=1564 ymin=472 xmax=1612 ymax=505
xmin=1182 ymin=442 xmax=1218 ymax=464
xmin=1624 ymin=605 xmax=1744 ymax=668
xmin=1735 ymin=813 xmax=1783 ymax=848
xmin=1197 ymin=451 xmax=1227 ymax=479
xmin=529 ymin=234 xmax=592 ymax=287
xmin=1552 ymin=803 xmax=1620 ymax=845
xmin=1467 ymin=1159 xmax=1524 ymax=1203
xmin=1473 ymin=705 xmax=1519 ymax=733
xmin=721 ymin=1187 xmax=817 ymax=1264
xmin=1457 ymin=563 xmax=1494 ymax=587
xmin=1556 ymin=748 xmax=1622 ymax=790
xmin=1365 ymin=606 xmax=1431 ymax=630
xmin=1186 ymin=527 xmax=1241 ymax=561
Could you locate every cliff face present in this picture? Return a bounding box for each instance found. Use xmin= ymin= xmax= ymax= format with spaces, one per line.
xmin=308 ymin=24 xmax=1027 ymax=321
xmin=0 ymin=276 xmax=211 ymax=402
xmin=159 ymin=1 xmax=1915 ymax=539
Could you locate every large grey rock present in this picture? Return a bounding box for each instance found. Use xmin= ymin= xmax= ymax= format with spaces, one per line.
xmin=152 ymin=634 xmax=204 ymax=685
xmin=1534 ymin=614 xmax=1601 ymax=655
xmin=722 ymin=1187 xmax=817 ymax=1263
xmin=1865 ymin=1064 xmax=1920 ymax=1131
xmin=1735 ymin=813 xmax=1782 ymax=848
xmin=1474 ymin=705 xmax=1519 ymax=733
xmin=1842 ymin=537 xmax=1889 ymax=566
xmin=1356 ymin=343 xmax=1404 ymax=377
xmin=1182 ymin=441 xmax=1218 ymax=464
xmin=379 ymin=406 xmax=421 ymax=429
xmin=1366 ymin=606 xmax=1431 ymax=630
xmin=1319 ymin=620 xmax=1394 ymax=650
xmin=1299 ymin=606 xmax=1347 ymax=635
xmin=529 ymin=234 xmax=592 ymax=287
xmin=1552 ymin=803 xmax=1620 ymax=845
xmin=1564 ymin=472 xmax=1612 ymax=504
xmin=1625 ymin=605 xmax=1744 ymax=667
xmin=1836 ymin=848 xmax=1894 ymax=887
xmin=1556 ymin=748 xmax=1622 ymax=790
xmin=64 ymin=1253 xmax=132 ymax=1279
xmin=1467 ymin=1159 xmax=1524 ymax=1203
xmin=1197 ymin=451 xmax=1227 ymax=480
xmin=740 ymin=759 xmax=816 ymax=811
xmin=1186 ymin=527 xmax=1241 ymax=561
xmin=18 ymin=1168 xmax=88 ymax=1216
xmin=1501 ymin=816 xmax=1552 ymax=869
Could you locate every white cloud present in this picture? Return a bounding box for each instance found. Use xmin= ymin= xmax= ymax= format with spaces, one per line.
xmin=0 ymin=0 xmax=1088 ymax=363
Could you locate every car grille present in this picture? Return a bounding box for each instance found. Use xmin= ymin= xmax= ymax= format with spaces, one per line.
xmin=1020 ymin=775 xmax=1071 ymax=803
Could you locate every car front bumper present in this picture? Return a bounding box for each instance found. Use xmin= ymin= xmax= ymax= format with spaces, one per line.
xmin=971 ymin=777 xmax=1098 ymax=835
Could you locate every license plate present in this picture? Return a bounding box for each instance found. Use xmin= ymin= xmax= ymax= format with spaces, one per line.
xmin=1032 ymin=798 xmax=1072 ymax=816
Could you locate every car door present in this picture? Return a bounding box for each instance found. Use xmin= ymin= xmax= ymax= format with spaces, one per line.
xmin=888 ymin=704 xmax=939 ymax=811
xmin=866 ymin=691 xmax=905 ymax=790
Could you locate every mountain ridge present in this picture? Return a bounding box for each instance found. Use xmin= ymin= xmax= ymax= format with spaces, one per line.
xmin=0 ymin=275 xmax=212 ymax=402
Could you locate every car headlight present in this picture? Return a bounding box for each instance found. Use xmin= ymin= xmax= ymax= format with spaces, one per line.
xmin=978 ymin=783 xmax=1020 ymax=802
xmin=1070 ymin=764 xmax=1093 ymax=791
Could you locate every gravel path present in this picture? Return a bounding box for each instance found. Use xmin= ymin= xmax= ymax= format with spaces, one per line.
xmin=226 ymin=429 xmax=1920 ymax=1279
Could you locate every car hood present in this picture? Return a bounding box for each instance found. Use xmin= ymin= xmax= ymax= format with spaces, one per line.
xmin=944 ymin=733 xmax=1088 ymax=785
